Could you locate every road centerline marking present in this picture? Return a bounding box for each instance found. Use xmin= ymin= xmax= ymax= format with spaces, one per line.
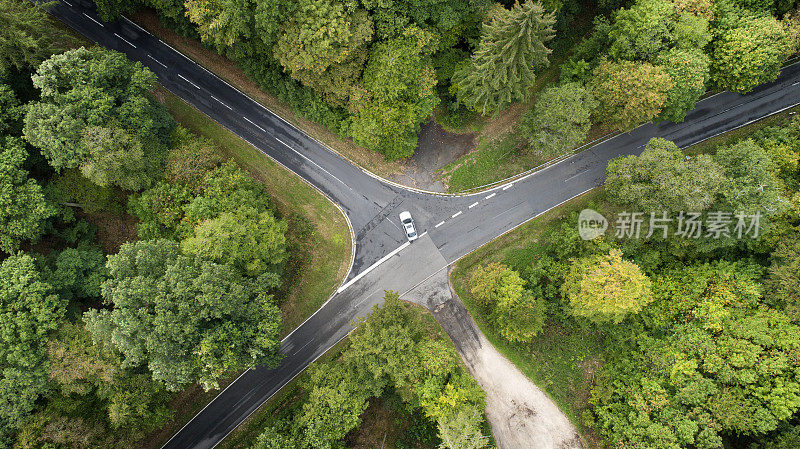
xmin=485 ymin=192 xmax=496 ymax=199
xmin=146 ymin=54 xmax=168 ymax=69
xmin=114 ymin=33 xmax=137 ymax=48
xmin=451 ymin=211 xmax=462 ymax=219
xmin=468 ymin=201 xmax=479 ymax=209
xmin=243 ymin=116 xmax=266 ymax=132
xmin=435 ymin=221 xmax=445 ymax=228
xmin=177 ymin=74 xmax=201 ymax=89
xmin=564 ymin=169 xmax=589 ymax=182
xmin=211 ymin=95 xmax=232 ymax=110
xmin=83 ymin=13 xmax=104 ymax=27
xmin=274 ymin=137 xmax=349 ymax=188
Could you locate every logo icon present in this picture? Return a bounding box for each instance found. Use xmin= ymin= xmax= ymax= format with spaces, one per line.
xmin=578 ymin=209 xmax=608 ymax=240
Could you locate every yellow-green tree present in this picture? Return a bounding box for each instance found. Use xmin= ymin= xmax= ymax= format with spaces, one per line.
xmin=468 ymin=262 xmax=544 ymax=342
xmin=273 ymin=0 xmax=373 ymax=106
xmin=592 ymin=58 xmax=673 ymax=131
xmin=711 ymin=14 xmax=792 ymax=93
xmin=562 ymin=248 xmax=653 ymax=323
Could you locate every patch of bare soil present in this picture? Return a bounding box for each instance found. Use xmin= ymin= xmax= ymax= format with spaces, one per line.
xmin=345 ymin=398 xmax=400 ymax=449
xmin=393 ymin=118 xmax=477 ymax=191
xmin=404 ymin=270 xmax=585 ymax=449
xmin=82 ymin=211 xmax=138 ymax=254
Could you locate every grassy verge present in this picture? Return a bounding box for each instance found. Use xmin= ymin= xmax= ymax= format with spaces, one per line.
xmin=158 ymin=88 xmax=352 ymax=333
xmin=130 ymin=9 xmax=402 ymax=180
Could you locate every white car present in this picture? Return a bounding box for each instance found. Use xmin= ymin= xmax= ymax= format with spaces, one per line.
xmin=399 ymin=211 xmax=418 ymax=242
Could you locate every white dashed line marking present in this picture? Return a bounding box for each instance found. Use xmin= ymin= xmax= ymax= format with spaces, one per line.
xmin=114 ymin=33 xmax=137 ymax=48
xmin=243 ymin=117 xmax=266 ymax=132
xmin=177 ymin=74 xmax=201 ymax=89
xmin=62 ymin=0 xmax=73 ymax=6
xmin=794 ymin=81 xmax=800 ymax=86
xmin=435 ymin=221 xmax=445 ymax=228
xmin=451 ymin=211 xmax=462 ymax=219
xmin=502 ymin=183 xmax=513 ymax=190
xmin=211 ymin=96 xmax=232 ymax=110
xmin=83 ymin=13 xmax=104 ymax=27
xmin=565 ymin=169 xmax=589 ymax=182
xmin=485 ymin=193 xmax=496 ymax=199
xmin=274 ymin=137 xmax=349 ymax=188
xmin=469 ymin=201 xmax=479 ymax=209
xmin=147 ymin=54 xmax=167 ymax=69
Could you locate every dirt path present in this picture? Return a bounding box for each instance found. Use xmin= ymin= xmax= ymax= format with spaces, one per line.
xmin=391 ymin=118 xmax=476 ymax=192
xmin=404 ymin=269 xmax=583 ymax=449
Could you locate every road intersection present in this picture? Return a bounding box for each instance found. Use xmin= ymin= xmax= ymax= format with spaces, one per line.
xmin=47 ymin=2 xmax=800 ymax=448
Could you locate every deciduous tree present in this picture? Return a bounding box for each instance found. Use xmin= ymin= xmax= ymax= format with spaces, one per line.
xmin=0 ymin=253 xmax=65 ymax=436
xmin=84 ymin=239 xmax=283 ymax=391
xmin=182 ymin=206 xmax=287 ymax=278
xmin=518 ymin=82 xmax=596 ymax=158
xmin=24 ymin=48 xmax=174 ymax=171
xmin=80 ymin=125 xmax=157 ymax=191
xmin=766 ymin=235 xmax=800 ymax=320
xmin=656 ymin=48 xmax=710 ymax=122
xmin=0 ymin=137 xmax=56 ymax=253
xmin=605 ymin=137 xmax=723 ymax=212
xmin=562 ymin=248 xmax=653 ymax=323
xmin=184 ymin=0 xmax=257 ymax=59
xmin=713 ymin=139 xmax=785 ymax=215
xmin=711 ymin=14 xmax=792 ymax=93
xmin=592 ymin=59 xmax=673 ymax=131
xmin=273 ymin=0 xmax=373 ymax=106
xmin=349 ymin=27 xmax=438 ymax=160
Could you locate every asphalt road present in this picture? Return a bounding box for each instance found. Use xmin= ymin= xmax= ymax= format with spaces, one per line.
xmin=47 ymin=2 xmax=800 ymax=448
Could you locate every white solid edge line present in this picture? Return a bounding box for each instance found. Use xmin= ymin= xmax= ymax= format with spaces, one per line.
xmin=82 ymin=13 xmax=103 ymax=27
xmin=468 ymin=201 xmax=479 ymax=209
xmin=177 ymin=74 xmax=200 ymax=89
xmin=146 ymin=54 xmax=167 ymax=69
xmin=121 ymin=15 xmax=150 ymax=34
xmin=243 ymin=116 xmax=266 ymax=132
xmin=114 ymin=33 xmax=136 ymax=48
xmin=451 ymin=211 xmax=462 ymax=219
xmin=337 ymin=241 xmax=411 ymax=294
xmin=485 ymin=193 xmax=496 ymax=199
xmin=435 ymin=221 xmax=445 ymax=228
